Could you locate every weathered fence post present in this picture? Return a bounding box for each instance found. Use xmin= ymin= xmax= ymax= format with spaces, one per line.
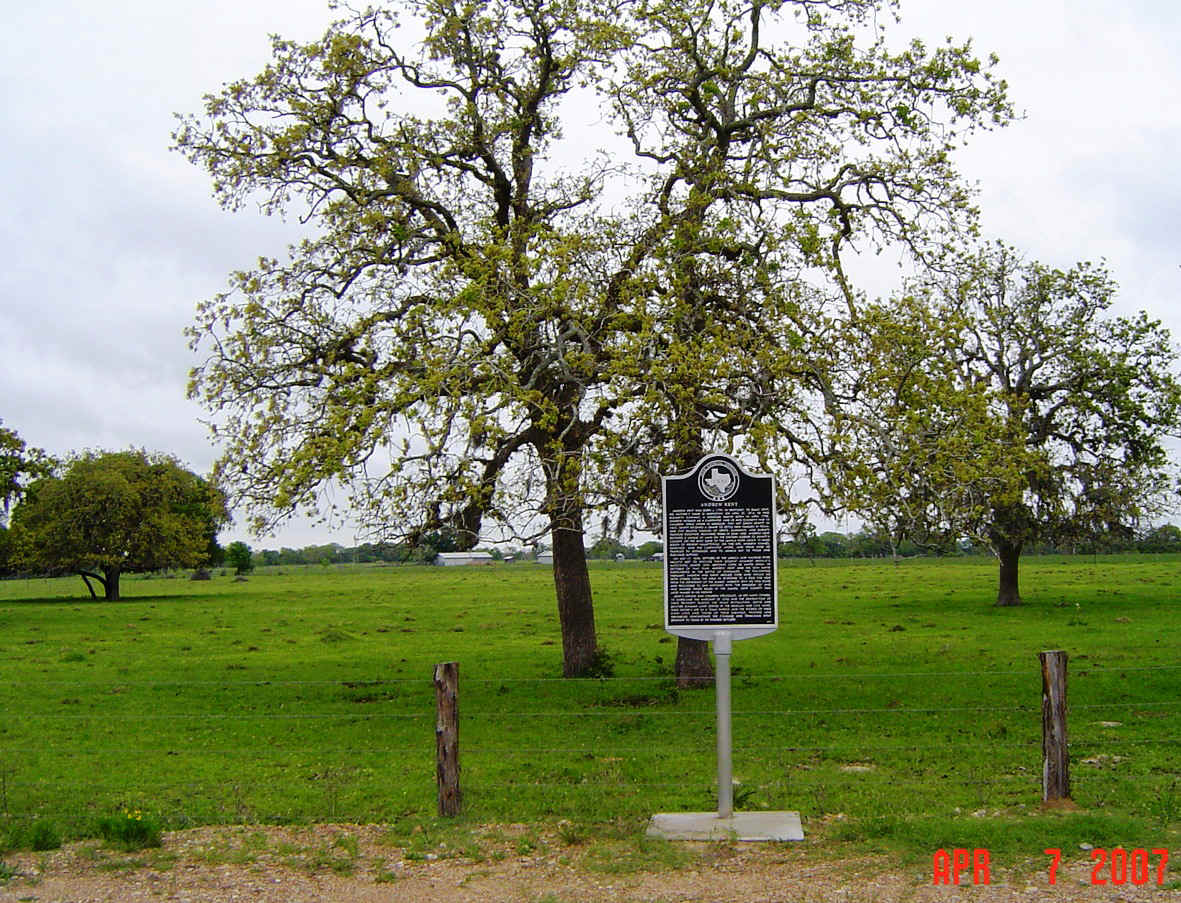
xmin=434 ymin=661 xmax=461 ymax=816
xmin=1039 ymin=650 xmax=1070 ymax=803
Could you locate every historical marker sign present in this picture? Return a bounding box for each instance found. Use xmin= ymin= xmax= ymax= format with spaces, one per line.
xmin=652 ymin=454 xmax=800 ymax=835
xmin=662 ymin=454 xmax=778 ymax=640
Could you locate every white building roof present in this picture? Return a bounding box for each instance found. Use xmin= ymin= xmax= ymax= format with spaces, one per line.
xmin=436 ymin=551 xmax=494 ymax=563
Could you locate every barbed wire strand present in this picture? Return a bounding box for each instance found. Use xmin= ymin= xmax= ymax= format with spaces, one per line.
xmin=1 ymin=662 xmax=1177 ymax=689
xmin=4 ymin=698 xmax=1177 ymax=722
xmin=2 ymin=735 xmax=1175 ymax=766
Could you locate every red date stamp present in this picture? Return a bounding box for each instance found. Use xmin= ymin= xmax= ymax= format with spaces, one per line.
xmin=933 ymin=848 xmax=1171 ymax=886
xmin=932 ymin=849 xmax=991 ymax=885
xmin=1045 ymin=847 xmax=1171 ymax=886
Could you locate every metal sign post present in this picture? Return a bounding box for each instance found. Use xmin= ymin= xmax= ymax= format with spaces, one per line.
xmin=713 ymin=630 xmax=734 ymax=818
xmin=647 ymin=453 xmax=804 ymax=842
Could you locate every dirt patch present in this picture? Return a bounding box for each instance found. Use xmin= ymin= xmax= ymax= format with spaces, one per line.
xmin=1 ymin=824 xmax=1177 ymax=902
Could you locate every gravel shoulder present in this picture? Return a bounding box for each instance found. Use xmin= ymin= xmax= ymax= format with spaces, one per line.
xmin=2 ymin=824 xmax=1178 ymax=903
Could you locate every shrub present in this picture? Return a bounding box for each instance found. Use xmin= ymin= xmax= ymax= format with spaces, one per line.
xmin=29 ymin=820 xmax=61 ymax=851
xmin=225 ymin=541 xmax=254 ymax=575
xmin=584 ymin=647 xmax=615 ymax=679
xmin=97 ymin=810 xmax=162 ymax=851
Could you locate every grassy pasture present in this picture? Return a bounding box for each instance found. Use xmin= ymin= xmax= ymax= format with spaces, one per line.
xmin=0 ymin=554 xmax=1177 ymax=859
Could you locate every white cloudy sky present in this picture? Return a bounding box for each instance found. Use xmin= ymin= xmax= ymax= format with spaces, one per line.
xmin=1 ymin=0 xmax=1178 ymax=548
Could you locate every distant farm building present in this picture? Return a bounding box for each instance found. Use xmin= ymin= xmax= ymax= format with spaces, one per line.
xmin=536 ymin=551 xmax=554 ymax=565
xmin=435 ymin=551 xmax=494 ymax=566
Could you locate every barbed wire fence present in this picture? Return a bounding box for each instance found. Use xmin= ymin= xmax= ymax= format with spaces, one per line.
xmin=1 ymin=658 xmax=1177 ymax=834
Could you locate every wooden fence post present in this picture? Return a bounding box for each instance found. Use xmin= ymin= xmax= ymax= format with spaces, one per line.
xmin=1039 ymin=650 xmax=1070 ymax=803
xmin=434 ymin=661 xmax=461 ymax=816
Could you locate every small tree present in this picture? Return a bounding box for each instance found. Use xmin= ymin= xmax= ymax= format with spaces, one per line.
xmin=11 ymin=450 xmax=227 ymax=600
xmin=225 ymin=541 xmax=254 ymax=574
xmin=830 ymin=244 xmax=1181 ymax=604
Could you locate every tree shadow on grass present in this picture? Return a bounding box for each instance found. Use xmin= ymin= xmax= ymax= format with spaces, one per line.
xmin=0 ymin=593 xmax=209 ymax=606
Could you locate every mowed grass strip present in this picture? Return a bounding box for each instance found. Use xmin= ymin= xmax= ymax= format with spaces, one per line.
xmin=0 ymin=555 xmax=1177 ymax=856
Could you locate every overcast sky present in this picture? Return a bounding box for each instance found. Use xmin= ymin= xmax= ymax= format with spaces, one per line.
xmin=2 ymin=0 xmax=1178 ymax=549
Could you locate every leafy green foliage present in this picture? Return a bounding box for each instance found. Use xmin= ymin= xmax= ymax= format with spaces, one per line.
xmin=0 ymin=420 xmax=51 ymax=525
xmin=828 ymin=243 xmax=1181 ymax=602
xmin=29 ymin=819 xmax=61 ymax=852
xmin=1139 ymin=524 xmax=1181 ymax=553
xmin=175 ymin=0 xmax=1012 ymax=675
xmin=0 ymin=526 xmax=11 ymax=577
xmin=9 ymin=450 xmax=227 ymax=600
xmin=225 ymin=541 xmax=254 ymax=575
xmin=97 ymin=810 xmax=162 ymax=851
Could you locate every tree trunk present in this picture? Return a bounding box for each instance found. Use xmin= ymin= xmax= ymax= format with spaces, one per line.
xmin=669 ymin=436 xmax=715 ymax=687
xmin=539 ymin=432 xmax=599 ymax=677
xmin=79 ymin=568 xmax=120 ymax=601
xmin=995 ymin=540 xmax=1023 ymax=606
xmin=551 ymin=516 xmax=598 ymax=677
xmin=675 ymin=637 xmax=713 ymax=689
xmin=79 ymin=572 xmax=101 ymax=599
xmin=104 ymin=566 xmax=121 ymax=601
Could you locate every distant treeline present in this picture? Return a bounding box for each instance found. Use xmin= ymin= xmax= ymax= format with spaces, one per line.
xmin=778 ymin=525 xmax=1181 ymax=559
xmin=8 ymin=523 xmax=1177 ymax=579
xmin=250 ymin=537 xmax=668 ymax=565
xmin=251 ymin=541 xmax=480 ymax=567
xmin=247 ymin=525 xmax=1181 ymax=566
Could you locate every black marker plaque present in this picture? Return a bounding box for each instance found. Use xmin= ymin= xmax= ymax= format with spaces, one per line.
xmin=662 ymin=454 xmax=778 ymax=632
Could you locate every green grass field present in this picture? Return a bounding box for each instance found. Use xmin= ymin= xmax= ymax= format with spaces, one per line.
xmin=1 ymin=555 xmax=1178 ymax=859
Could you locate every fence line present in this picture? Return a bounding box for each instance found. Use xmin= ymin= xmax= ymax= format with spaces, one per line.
xmin=6 ymin=700 xmax=1178 ymax=721
xmin=2 ymin=735 xmax=1174 ymax=762
xmin=8 ymin=712 xmax=433 ymax=721
xmin=2 ymin=654 xmax=1176 ymax=829
xmin=0 ymin=769 xmax=1049 ymax=793
xmin=0 ymin=678 xmax=438 ymax=688
xmin=2 ymin=661 xmax=1177 ymax=690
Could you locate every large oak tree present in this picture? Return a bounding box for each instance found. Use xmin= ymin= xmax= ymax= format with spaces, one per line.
xmin=597 ymin=0 xmax=1011 ymax=679
xmin=176 ymin=0 xmax=1009 ymax=675
xmin=829 ymin=243 xmax=1181 ymax=604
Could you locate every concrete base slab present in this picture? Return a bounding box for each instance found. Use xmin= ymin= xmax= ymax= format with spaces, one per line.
xmin=646 ymin=811 xmax=804 ymax=842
